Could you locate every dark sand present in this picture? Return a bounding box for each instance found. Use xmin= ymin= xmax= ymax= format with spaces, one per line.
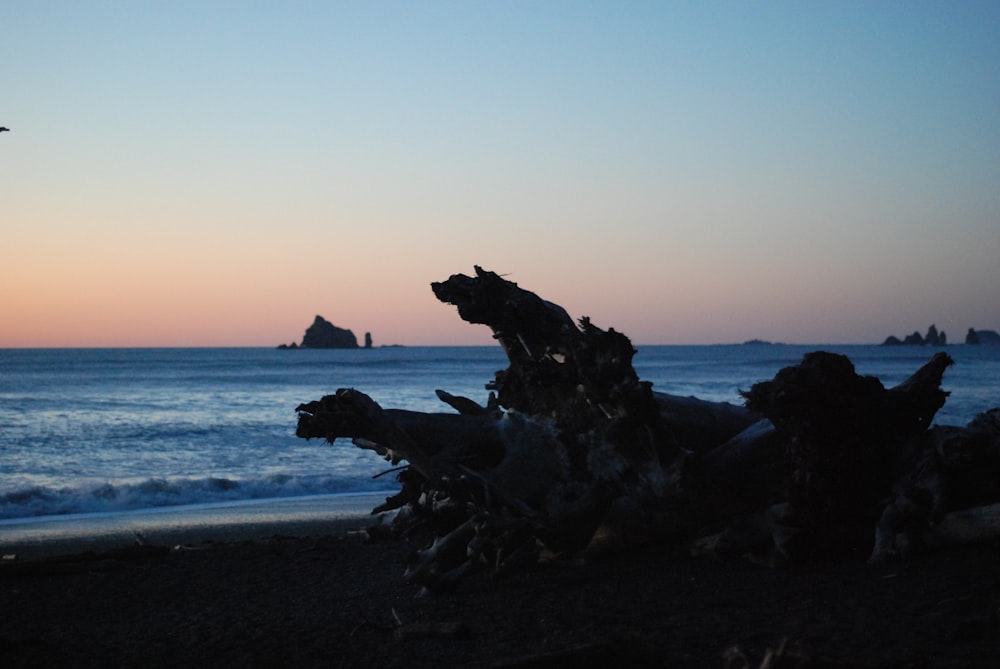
xmin=3 ymin=513 xmax=999 ymax=668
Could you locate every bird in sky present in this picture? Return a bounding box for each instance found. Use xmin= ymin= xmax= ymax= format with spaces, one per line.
xmin=0 ymin=127 xmax=9 ymax=133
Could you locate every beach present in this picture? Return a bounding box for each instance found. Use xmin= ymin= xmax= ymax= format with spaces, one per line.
xmin=3 ymin=346 xmax=999 ymax=667
xmin=4 ymin=505 xmax=999 ymax=668
xmin=0 ymin=493 xmax=389 ymax=561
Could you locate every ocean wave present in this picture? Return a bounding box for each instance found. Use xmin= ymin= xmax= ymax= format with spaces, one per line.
xmin=0 ymin=475 xmax=397 ymax=520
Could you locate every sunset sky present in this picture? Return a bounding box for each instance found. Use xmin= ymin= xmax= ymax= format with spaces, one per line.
xmin=2 ymin=1 xmax=998 ymax=347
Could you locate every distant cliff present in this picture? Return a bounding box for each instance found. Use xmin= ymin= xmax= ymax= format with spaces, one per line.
xmin=278 ymin=316 xmax=373 ymax=349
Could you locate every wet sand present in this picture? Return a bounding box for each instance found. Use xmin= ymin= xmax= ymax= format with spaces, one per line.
xmin=3 ymin=502 xmax=999 ymax=667
xmin=0 ymin=493 xmax=386 ymax=560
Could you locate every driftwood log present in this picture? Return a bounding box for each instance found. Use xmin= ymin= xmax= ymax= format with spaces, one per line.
xmin=296 ymin=266 xmax=1000 ymax=591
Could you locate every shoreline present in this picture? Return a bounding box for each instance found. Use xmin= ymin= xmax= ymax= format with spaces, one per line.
xmin=3 ymin=490 xmax=998 ymax=666
xmin=3 ymin=525 xmax=997 ymax=667
xmin=0 ymin=492 xmax=385 ymax=560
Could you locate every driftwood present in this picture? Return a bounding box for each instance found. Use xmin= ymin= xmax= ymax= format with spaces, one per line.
xmin=296 ymin=266 xmax=1000 ymax=590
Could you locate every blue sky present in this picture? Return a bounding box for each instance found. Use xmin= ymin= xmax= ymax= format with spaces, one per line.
xmin=2 ymin=1 xmax=998 ymax=346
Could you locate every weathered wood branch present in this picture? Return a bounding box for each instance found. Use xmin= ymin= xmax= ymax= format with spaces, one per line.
xmin=295 ymin=267 xmax=1000 ymax=590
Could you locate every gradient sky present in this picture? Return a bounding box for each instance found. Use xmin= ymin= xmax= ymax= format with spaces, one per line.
xmin=2 ymin=1 xmax=998 ymax=347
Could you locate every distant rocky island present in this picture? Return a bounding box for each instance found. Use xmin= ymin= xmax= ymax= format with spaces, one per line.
xmin=881 ymin=325 xmax=1000 ymax=346
xmin=277 ymin=315 xmax=372 ymax=349
xmin=964 ymin=327 xmax=1000 ymax=345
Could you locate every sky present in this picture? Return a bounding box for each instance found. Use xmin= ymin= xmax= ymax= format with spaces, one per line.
xmin=2 ymin=1 xmax=998 ymax=347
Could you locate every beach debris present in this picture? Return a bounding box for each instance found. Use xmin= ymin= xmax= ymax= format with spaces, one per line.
xmin=481 ymin=636 xmax=661 ymax=668
xmin=348 ymin=605 xmax=469 ymax=641
xmin=295 ymin=266 xmax=1000 ymax=590
xmin=722 ymin=638 xmax=822 ymax=669
xmin=393 ymin=620 xmax=470 ymax=642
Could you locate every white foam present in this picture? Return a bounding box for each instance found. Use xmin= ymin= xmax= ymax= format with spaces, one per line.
xmin=0 ymin=475 xmax=397 ymax=520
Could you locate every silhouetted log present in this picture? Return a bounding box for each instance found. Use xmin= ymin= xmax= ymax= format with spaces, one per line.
xmin=297 ymin=268 xmax=764 ymax=589
xmin=871 ymin=408 xmax=1000 ymax=561
xmin=738 ymin=351 xmax=955 ymax=560
xmin=295 ymin=267 xmax=999 ymax=589
xmin=926 ymin=502 xmax=1000 ymax=545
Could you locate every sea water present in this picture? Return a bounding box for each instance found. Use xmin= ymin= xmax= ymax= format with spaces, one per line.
xmin=1 ymin=345 xmax=998 ymax=522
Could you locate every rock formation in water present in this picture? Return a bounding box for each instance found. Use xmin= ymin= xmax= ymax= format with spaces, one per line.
xmin=278 ymin=316 xmax=360 ymax=349
xmin=301 ymin=315 xmax=359 ymax=349
xmin=966 ymin=328 xmax=1000 ymax=345
xmin=882 ymin=324 xmax=946 ymax=346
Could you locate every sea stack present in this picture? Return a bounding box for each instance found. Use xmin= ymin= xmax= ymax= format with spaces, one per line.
xmin=278 ymin=315 xmax=362 ymax=349
xmin=966 ymin=328 xmax=1000 ymax=345
xmin=881 ymin=324 xmax=947 ymax=346
xmin=300 ymin=315 xmax=359 ymax=349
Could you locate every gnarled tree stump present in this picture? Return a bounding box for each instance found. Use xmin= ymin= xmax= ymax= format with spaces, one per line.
xmin=295 ymin=267 xmax=1000 ymax=591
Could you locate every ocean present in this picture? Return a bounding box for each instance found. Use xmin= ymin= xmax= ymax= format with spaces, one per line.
xmin=2 ymin=345 xmax=998 ymax=524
